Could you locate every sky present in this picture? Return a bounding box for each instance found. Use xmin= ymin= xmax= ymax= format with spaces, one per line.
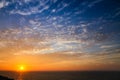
xmin=0 ymin=0 xmax=120 ymax=71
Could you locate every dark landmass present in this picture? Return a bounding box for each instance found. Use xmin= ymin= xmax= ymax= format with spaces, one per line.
xmin=0 ymin=71 xmax=120 ymax=80
xmin=0 ymin=75 xmax=14 ymax=80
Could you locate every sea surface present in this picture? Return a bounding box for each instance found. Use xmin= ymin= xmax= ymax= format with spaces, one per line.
xmin=0 ymin=71 xmax=120 ymax=80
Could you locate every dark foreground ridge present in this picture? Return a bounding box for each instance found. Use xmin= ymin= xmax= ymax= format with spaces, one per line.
xmin=0 ymin=75 xmax=14 ymax=80
xmin=0 ymin=71 xmax=120 ymax=80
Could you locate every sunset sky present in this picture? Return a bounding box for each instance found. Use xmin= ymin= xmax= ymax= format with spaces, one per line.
xmin=0 ymin=0 xmax=120 ymax=71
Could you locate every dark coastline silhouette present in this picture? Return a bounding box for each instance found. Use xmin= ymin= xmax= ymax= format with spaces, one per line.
xmin=0 ymin=71 xmax=120 ymax=80
xmin=0 ymin=75 xmax=14 ymax=80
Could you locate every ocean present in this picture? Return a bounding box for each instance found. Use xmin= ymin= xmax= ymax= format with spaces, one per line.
xmin=0 ymin=71 xmax=120 ymax=80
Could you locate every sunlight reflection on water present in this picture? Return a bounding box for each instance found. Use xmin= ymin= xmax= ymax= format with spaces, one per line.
xmin=17 ymin=72 xmax=23 ymax=80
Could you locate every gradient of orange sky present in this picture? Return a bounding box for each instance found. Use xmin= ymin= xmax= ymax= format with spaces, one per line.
xmin=0 ymin=53 xmax=120 ymax=71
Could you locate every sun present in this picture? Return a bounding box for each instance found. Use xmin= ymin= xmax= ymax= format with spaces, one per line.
xmin=19 ymin=65 xmax=25 ymax=71
xmin=20 ymin=66 xmax=24 ymax=70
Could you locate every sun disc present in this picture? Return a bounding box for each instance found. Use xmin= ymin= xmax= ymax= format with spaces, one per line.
xmin=19 ymin=65 xmax=25 ymax=71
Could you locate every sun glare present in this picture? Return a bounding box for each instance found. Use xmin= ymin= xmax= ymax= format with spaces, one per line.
xmin=19 ymin=65 xmax=25 ymax=71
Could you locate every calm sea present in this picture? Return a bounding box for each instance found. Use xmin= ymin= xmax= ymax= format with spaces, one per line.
xmin=0 ymin=71 xmax=120 ymax=80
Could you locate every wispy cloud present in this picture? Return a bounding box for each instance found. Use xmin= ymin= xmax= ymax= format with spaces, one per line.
xmin=100 ymin=45 xmax=114 ymax=49
xmin=88 ymin=0 xmax=103 ymax=8
xmin=113 ymin=10 xmax=120 ymax=17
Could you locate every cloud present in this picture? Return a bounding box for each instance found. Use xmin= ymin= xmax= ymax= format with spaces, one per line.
xmin=113 ymin=10 xmax=120 ymax=17
xmin=14 ymin=48 xmax=54 ymax=55
xmin=100 ymin=45 xmax=113 ymax=49
xmin=0 ymin=41 xmax=7 ymax=48
xmin=10 ymin=10 xmax=32 ymax=15
xmin=0 ymin=1 xmax=4 ymax=8
xmin=0 ymin=0 xmax=119 ymax=57
xmin=0 ymin=16 xmax=115 ymax=56
xmin=0 ymin=26 xmax=87 ymax=55
xmin=7 ymin=0 xmax=74 ymax=16
xmin=56 ymin=1 xmax=70 ymax=12
xmin=9 ymin=0 xmax=50 ymax=15
xmin=88 ymin=0 xmax=103 ymax=8
xmin=24 ymin=0 xmax=31 ymax=3
xmin=0 ymin=0 xmax=9 ymax=9
xmin=13 ymin=39 xmax=84 ymax=55
xmin=0 ymin=26 xmax=119 ymax=66
xmin=70 ymin=0 xmax=103 ymax=15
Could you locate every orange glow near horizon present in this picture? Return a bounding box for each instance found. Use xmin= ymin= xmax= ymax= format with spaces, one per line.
xmin=0 ymin=52 xmax=120 ymax=71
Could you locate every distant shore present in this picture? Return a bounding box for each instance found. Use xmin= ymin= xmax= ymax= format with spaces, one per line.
xmin=0 ymin=75 xmax=14 ymax=80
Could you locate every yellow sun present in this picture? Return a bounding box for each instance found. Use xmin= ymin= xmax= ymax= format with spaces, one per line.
xmin=19 ymin=65 xmax=25 ymax=71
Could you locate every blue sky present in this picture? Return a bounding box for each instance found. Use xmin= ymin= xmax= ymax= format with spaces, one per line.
xmin=0 ymin=0 xmax=120 ymax=70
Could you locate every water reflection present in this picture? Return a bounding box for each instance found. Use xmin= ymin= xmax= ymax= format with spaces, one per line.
xmin=17 ymin=72 xmax=23 ymax=80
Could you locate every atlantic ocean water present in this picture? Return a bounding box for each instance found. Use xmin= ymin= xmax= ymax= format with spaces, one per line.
xmin=0 ymin=71 xmax=120 ymax=80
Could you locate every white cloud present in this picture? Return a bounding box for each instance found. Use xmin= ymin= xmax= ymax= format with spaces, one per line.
xmin=100 ymin=45 xmax=113 ymax=49
xmin=14 ymin=48 xmax=54 ymax=55
xmin=0 ymin=0 xmax=9 ymax=9
xmin=10 ymin=10 xmax=32 ymax=15
xmin=10 ymin=5 xmax=49 ymax=16
xmin=0 ymin=1 xmax=4 ymax=8
xmin=52 ymin=9 xmax=56 ymax=13
xmin=24 ymin=0 xmax=31 ymax=3
xmin=9 ymin=0 xmax=50 ymax=15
